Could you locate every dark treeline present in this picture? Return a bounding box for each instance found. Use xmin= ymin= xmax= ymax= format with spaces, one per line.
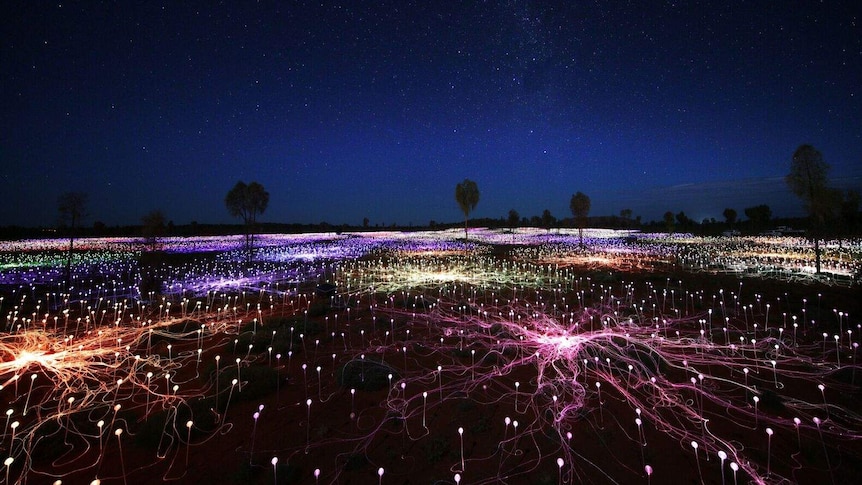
xmin=2 ymin=212 xmax=851 ymax=242
xmin=5 ymin=144 xmax=860 ymax=243
xmin=0 ymin=222 xmax=371 ymax=241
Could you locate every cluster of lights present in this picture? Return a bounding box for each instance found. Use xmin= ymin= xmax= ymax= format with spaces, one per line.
xmin=0 ymin=229 xmax=857 ymax=483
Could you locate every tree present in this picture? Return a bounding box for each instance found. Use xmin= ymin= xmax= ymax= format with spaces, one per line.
xmin=620 ymin=208 xmax=632 ymax=228
xmin=839 ymin=189 xmax=860 ymax=236
xmin=141 ymin=210 xmax=166 ymax=251
xmin=454 ymin=179 xmax=480 ymax=240
xmin=507 ymin=209 xmax=519 ymax=242
xmin=786 ymin=144 xmax=839 ymax=274
xmin=744 ymin=204 xmax=772 ymax=229
xmin=225 ymin=181 xmax=270 ymax=262
xmin=507 ymin=209 xmax=520 ymax=230
xmin=58 ymin=192 xmax=88 ymax=288
xmin=139 ymin=210 xmax=167 ymax=299
xmin=663 ymin=211 xmax=675 ymax=234
xmin=569 ymin=191 xmax=591 ymax=247
xmin=722 ymin=208 xmax=737 ymax=225
xmin=541 ymin=209 xmax=556 ymax=232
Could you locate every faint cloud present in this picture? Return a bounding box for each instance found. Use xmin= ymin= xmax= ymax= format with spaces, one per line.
xmin=600 ymin=176 xmax=862 ymax=222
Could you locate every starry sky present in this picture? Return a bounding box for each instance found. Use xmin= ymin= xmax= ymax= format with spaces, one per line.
xmin=2 ymin=1 xmax=861 ymax=228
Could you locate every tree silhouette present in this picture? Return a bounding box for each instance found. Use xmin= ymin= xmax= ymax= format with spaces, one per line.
xmin=675 ymin=211 xmax=692 ymax=227
xmin=744 ymin=204 xmax=772 ymax=230
xmin=839 ymin=190 xmax=860 ymax=237
xmin=225 ymin=181 xmax=270 ymax=262
xmin=507 ymin=209 xmax=520 ymax=230
xmin=786 ymin=144 xmax=838 ymax=273
xmin=139 ymin=210 xmax=167 ymax=299
xmin=454 ymin=179 xmax=480 ymax=240
xmin=57 ymin=192 xmax=88 ymax=288
xmin=541 ymin=209 xmax=556 ymax=233
xmin=141 ymin=210 xmax=166 ymax=251
xmin=663 ymin=211 xmax=675 ymax=234
xmin=569 ymin=192 xmax=590 ymax=247
xmin=619 ymin=208 xmax=632 ymax=228
xmin=722 ymin=208 xmax=737 ymax=225
xmin=507 ymin=209 xmax=519 ymax=241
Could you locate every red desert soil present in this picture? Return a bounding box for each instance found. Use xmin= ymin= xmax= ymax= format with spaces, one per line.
xmin=12 ymin=255 xmax=862 ymax=485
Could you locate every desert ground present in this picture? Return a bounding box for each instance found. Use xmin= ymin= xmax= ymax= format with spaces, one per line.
xmin=0 ymin=228 xmax=860 ymax=485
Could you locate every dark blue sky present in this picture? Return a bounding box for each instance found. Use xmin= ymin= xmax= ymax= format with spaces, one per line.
xmin=2 ymin=1 xmax=860 ymax=227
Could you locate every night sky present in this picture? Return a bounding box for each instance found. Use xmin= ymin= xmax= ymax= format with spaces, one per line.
xmin=2 ymin=1 xmax=861 ymax=228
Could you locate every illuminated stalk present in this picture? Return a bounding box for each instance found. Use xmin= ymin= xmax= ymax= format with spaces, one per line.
xmin=306 ymin=398 xmax=312 ymax=450
xmin=439 ymin=365 xmax=444 ymax=401
xmin=765 ymin=427 xmax=773 ymax=476
xmin=213 ymin=356 xmax=221 ymax=414
xmin=115 ymin=428 xmax=127 ymax=485
xmin=250 ymin=411 xmax=259 ymax=465
xmin=4 ymin=457 xmax=13 ymax=485
xmin=22 ymin=374 xmax=36 ymax=416
xmin=185 ymin=420 xmax=193 ymax=467
xmin=236 ymin=358 xmax=242 ymax=392
xmin=458 ymin=427 xmax=465 ymax=472
xmin=691 ymin=441 xmax=703 ymax=485
xmin=813 ymin=417 xmax=835 ymax=485
xmin=223 ymin=379 xmax=238 ymax=422
xmin=596 ymin=381 xmax=604 ymax=427
xmin=145 ymin=372 xmax=153 ymax=414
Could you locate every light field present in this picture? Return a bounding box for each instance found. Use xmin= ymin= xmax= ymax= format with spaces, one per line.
xmin=0 ymin=229 xmax=859 ymax=484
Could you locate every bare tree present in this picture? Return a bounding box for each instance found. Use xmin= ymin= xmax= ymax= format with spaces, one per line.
xmin=225 ymin=181 xmax=270 ymax=262
xmin=58 ymin=192 xmax=88 ymax=288
xmin=786 ymin=144 xmax=838 ymax=273
xmin=455 ymin=179 xmax=480 ymax=240
xmin=569 ymin=192 xmax=590 ymax=247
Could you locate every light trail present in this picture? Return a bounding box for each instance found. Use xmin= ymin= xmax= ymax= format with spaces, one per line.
xmin=0 ymin=230 xmax=857 ymax=483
